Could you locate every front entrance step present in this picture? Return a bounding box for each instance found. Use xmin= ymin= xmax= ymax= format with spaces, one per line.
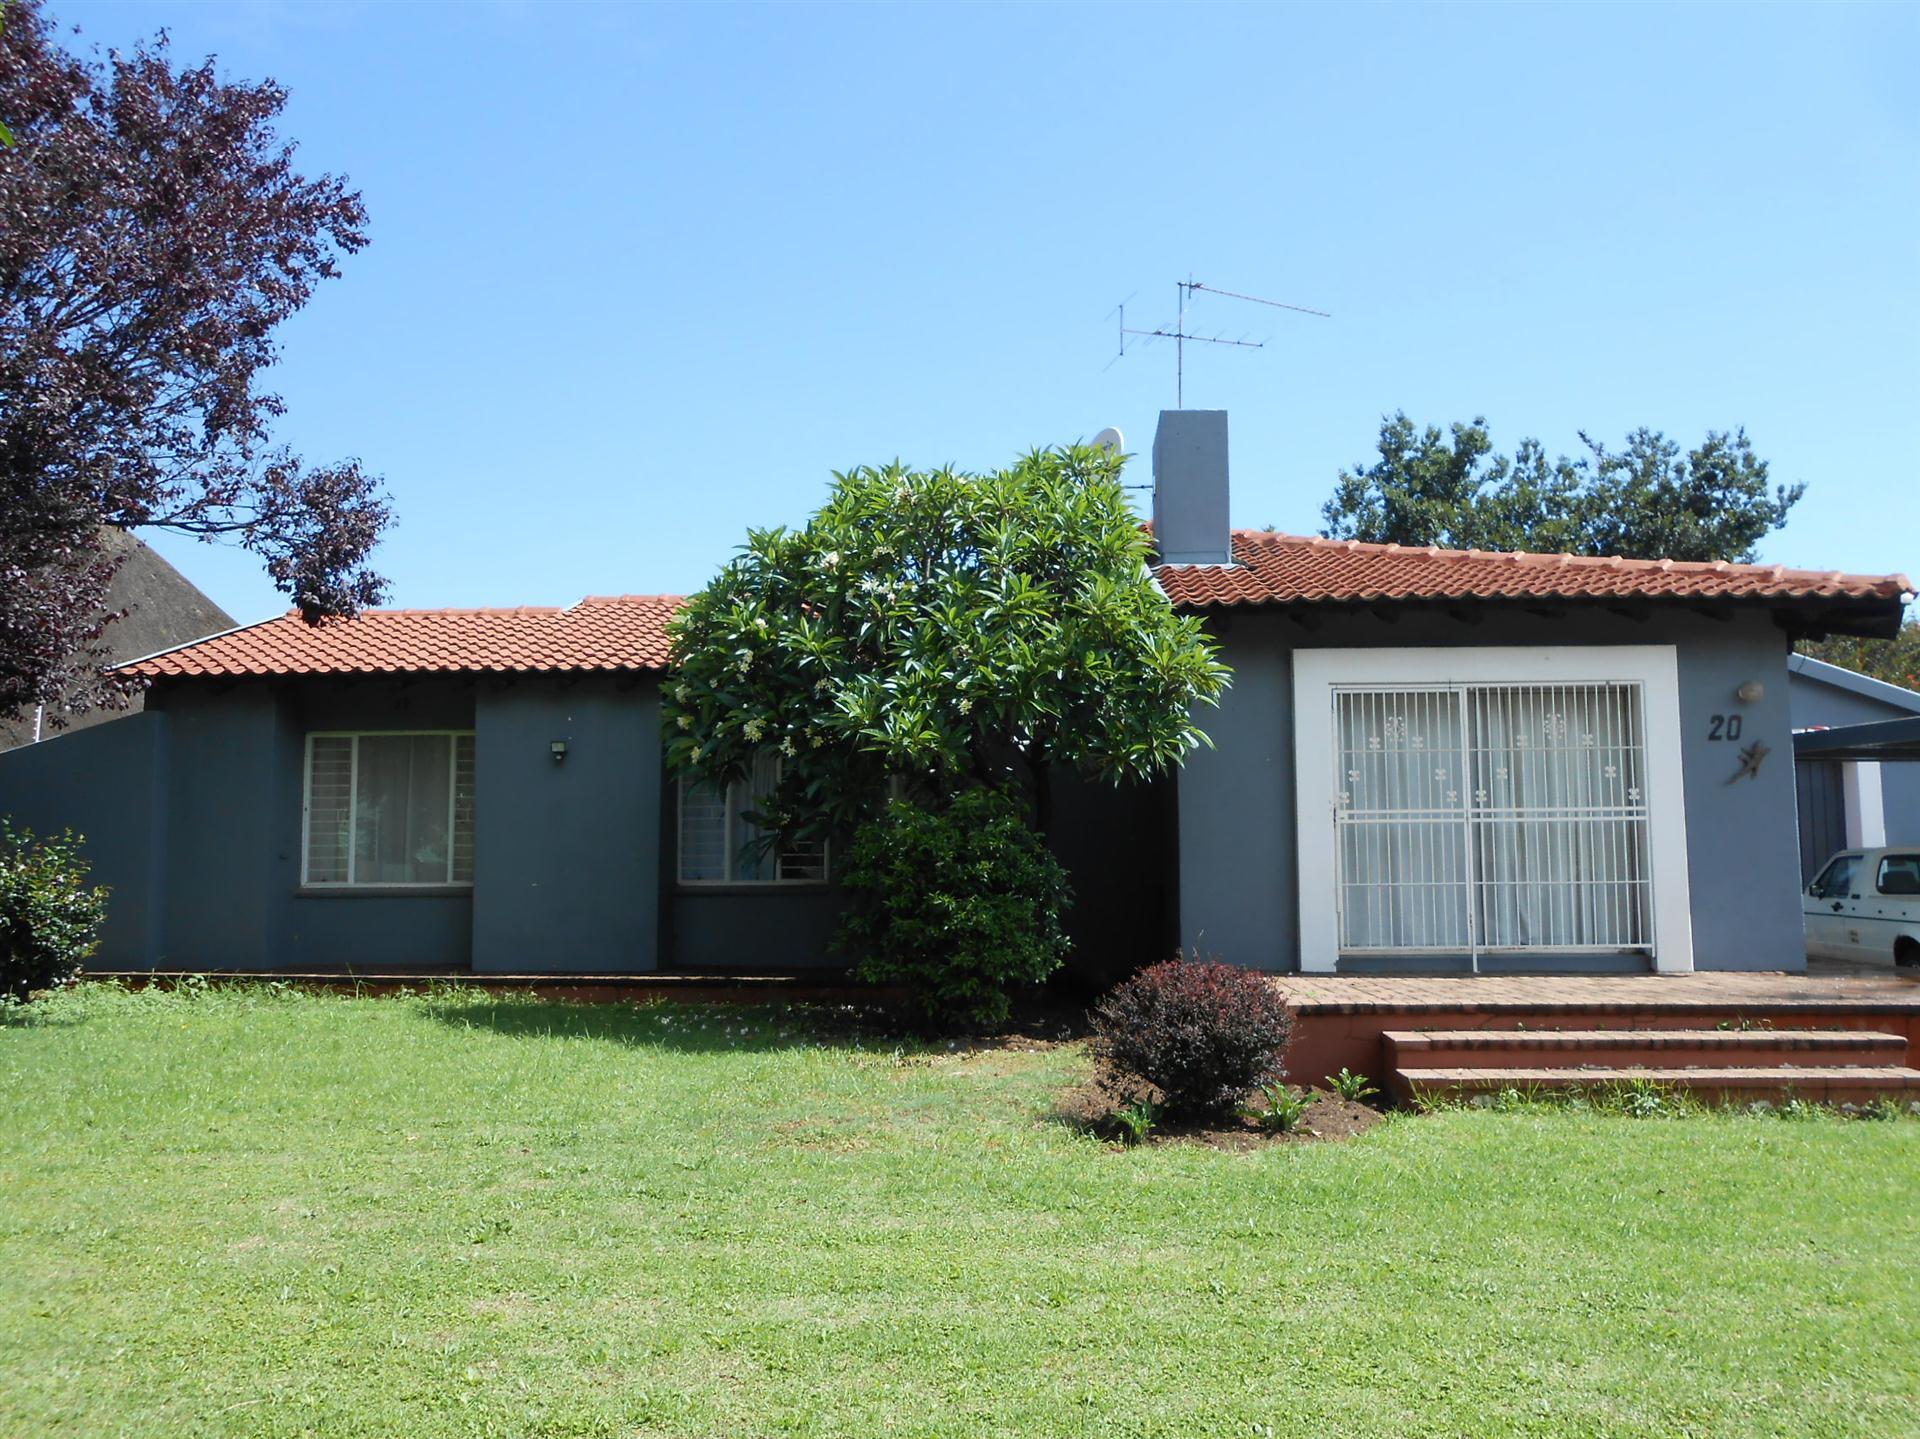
xmin=1384 ymin=1028 xmax=1911 ymax=1071
xmin=1394 ymin=1064 xmax=1920 ymax=1107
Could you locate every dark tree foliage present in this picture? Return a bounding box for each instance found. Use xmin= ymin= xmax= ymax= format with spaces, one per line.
xmin=835 ymin=790 xmax=1072 ymax=1030
xmin=0 ymin=0 xmax=389 ymax=724
xmin=1322 ymin=413 xmax=1803 ymax=564
xmin=1798 ymin=613 xmax=1920 ymax=693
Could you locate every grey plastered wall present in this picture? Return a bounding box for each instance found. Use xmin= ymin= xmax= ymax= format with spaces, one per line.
xmin=0 ymin=712 xmax=168 ymax=967
xmin=668 ymin=888 xmax=843 ymax=970
xmin=1169 ymin=622 xmax=1293 ymax=971
xmin=1173 ymin=605 xmax=1807 ymax=973
xmin=470 ymin=676 xmax=661 ymax=973
xmin=152 ymin=684 xmax=286 ymax=969
xmin=154 ymin=677 xmax=476 ymax=970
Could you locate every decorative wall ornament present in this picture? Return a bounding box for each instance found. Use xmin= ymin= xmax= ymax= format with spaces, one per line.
xmin=1729 ymin=740 xmax=1771 ymax=783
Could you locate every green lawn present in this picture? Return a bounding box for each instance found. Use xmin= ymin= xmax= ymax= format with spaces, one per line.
xmin=2 ymin=985 xmax=1917 ymax=1438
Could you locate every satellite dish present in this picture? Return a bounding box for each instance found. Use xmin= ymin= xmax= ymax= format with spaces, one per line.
xmin=1092 ymin=426 xmax=1124 ymax=453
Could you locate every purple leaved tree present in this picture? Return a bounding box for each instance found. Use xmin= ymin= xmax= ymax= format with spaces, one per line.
xmin=0 ymin=0 xmax=391 ymax=725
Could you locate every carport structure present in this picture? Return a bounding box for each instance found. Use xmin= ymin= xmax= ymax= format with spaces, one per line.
xmin=1795 ymin=716 xmax=1920 ymax=764
xmin=1795 ymin=717 xmax=1920 ymax=873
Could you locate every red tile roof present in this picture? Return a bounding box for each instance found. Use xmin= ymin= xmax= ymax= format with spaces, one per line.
xmin=122 ymin=533 xmax=1912 ymax=680
xmin=1154 ymin=531 xmax=1914 ymax=609
xmin=120 ymin=594 xmax=682 ymax=678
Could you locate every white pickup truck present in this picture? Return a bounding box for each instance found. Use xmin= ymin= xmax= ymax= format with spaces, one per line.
xmin=1804 ymin=847 xmax=1920 ymax=967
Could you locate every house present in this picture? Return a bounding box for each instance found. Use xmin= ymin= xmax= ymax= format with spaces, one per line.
xmin=1786 ymin=653 xmax=1920 ymax=880
xmin=0 ymin=411 xmax=1909 ymax=978
xmin=0 ymin=529 xmax=236 ymax=751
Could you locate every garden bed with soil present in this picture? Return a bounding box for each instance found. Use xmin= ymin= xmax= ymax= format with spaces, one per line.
xmin=1050 ymin=1080 xmax=1386 ymax=1149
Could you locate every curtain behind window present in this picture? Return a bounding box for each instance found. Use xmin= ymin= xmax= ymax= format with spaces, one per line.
xmin=1469 ymin=684 xmax=1649 ymax=950
xmin=1334 ymin=683 xmax=1650 ymax=954
xmin=353 ymin=735 xmax=453 ymax=884
xmin=1335 ymin=687 xmax=1470 ymax=950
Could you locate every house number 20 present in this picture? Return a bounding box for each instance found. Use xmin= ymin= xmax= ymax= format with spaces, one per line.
xmin=1706 ymin=713 xmax=1743 ymax=741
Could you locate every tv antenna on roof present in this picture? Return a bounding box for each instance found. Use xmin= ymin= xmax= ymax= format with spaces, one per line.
xmin=1107 ymin=277 xmax=1330 ymax=407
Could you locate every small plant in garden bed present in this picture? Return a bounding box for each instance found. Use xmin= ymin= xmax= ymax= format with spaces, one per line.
xmin=1247 ymin=1082 xmax=1311 ymax=1134
xmin=1113 ymin=1097 xmax=1161 ymax=1146
xmin=1859 ymin=1097 xmax=1913 ymax=1123
xmin=1089 ymin=952 xmax=1293 ymax=1122
xmin=1776 ymin=1091 xmax=1825 ymax=1122
xmin=1325 ymin=1068 xmax=1379 ymax=1103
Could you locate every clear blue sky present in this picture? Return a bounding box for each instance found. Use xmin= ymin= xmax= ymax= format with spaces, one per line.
xmin=58 ymin=0 xmax=1920 ymax=622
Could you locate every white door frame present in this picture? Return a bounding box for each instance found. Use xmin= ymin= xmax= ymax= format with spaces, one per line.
xmin=1293 ymin=646 xmax=1695 ymax=974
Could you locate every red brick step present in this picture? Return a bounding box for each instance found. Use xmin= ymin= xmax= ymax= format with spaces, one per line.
xmin=1384 ymin=1028 xmax=1909 ymax=1071
xmin=1383 ymin=1027 xmax=1918 ymax=1105
xmin=1394 ymin=1064 xmax=1920 ymax=1107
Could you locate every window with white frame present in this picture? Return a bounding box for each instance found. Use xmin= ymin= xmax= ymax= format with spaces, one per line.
xmin=678 ymin=751 xmax=828 ymax=885
xmin=303 ymin=732 xmax=475 ymax=887
xmin=1293 ymin=648 xmax=1694 ymax=973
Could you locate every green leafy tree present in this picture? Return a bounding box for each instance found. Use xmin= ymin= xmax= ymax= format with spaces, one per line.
xmin=665 ymin=443 xmax=1229 ymax=1020
xmin=1323 ymin=413 xmax=1802 ymax=563
xmin=1798 ymin=613 xmax=1920 ymax=693
xmin=663 ymin=443 xmax=1230 ymax=845
xmin=1 ymin=821 xmax=107 ymax=1000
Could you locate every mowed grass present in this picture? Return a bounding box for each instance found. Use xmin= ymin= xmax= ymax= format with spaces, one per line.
xmin=2 ymin=986 xmax=1917 ymax=1439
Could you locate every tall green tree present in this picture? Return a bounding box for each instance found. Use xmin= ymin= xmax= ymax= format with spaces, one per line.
xmin=664 ymin=443 xmax=1231 ymax=843
xmin=1322 ymin=413 xmax=1802 ymax=563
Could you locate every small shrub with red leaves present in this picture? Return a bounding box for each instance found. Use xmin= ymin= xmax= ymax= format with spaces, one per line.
xmin=1089 ymin=954 xmax=1293 ymax=1120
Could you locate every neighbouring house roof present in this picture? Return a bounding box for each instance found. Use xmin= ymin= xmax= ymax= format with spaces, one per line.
xmin=119 ymin=594 xmax=682 ymax=679
xmin=1786 ymin=653 xmax=1920 ymax=715
xmin=3 ymin=530 xmax=238 ymax=750
xmin=1152 ymin=530 xmax=1914 ymax=617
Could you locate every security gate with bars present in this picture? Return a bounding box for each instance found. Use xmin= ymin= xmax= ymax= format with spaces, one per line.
xmin=1331 ymin=682 xmax=1653 ymax=965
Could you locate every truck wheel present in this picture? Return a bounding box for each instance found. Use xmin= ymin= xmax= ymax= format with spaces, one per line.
xmin=1897 ymin=938 xmax=1920 ymax=969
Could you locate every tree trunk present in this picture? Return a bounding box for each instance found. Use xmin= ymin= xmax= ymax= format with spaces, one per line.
xmin=1030 ymin=756 xmax=1053 ymax=839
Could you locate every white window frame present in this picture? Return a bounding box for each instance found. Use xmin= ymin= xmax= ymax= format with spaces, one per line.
xmin=675 ymin=762 xmax=829 ymax=887
xmin=1292 ymin=647 xmax=1694 ymax=974
xmin=300 ymin=730 xmax=476 ymax=889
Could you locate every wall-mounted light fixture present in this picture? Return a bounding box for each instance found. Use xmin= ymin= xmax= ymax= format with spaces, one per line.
xmin=1735 ymin=681 xmax=1765 ymax=705
xmin=550 ymin=740 xmax=569 ymax=763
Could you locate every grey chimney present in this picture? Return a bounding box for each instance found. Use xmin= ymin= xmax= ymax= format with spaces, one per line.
xmin=1151 ymin=410 xmax=1233 ymax=566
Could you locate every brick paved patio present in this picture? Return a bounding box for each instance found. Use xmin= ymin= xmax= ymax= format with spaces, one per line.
xmin=1271 ymin=966 xmax=1920 ymax=1015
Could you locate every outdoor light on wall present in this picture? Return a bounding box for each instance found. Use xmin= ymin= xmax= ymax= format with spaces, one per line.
xmin=1735 ymin=681 xmax=1765 ymax=705
xmin=550 ymin=740 xmax=569 ymax=763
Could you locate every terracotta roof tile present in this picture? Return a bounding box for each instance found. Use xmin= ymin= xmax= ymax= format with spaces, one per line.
xmin=120 ymin=533 xmax=1913 ymax=680
xmin=120 ymin=594 xmax=682 ymax=679
xmin=1154 ymin=531 xmax=1914 ymax=609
